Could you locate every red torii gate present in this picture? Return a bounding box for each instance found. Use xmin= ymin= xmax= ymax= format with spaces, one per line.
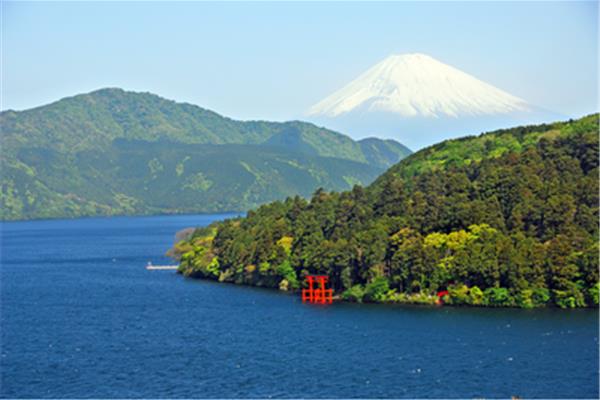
xmin=436 ymin=290 xmax=449 ymax=305
xmin=302 ymin=275 xmax=333 ymax=304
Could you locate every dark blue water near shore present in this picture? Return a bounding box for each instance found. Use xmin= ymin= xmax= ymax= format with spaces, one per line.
xmin=1 ymin=214 xmax=598 ymax=398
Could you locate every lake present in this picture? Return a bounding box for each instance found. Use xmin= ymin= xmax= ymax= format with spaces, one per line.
xmin=1 ymin=214 xmax=598 ymax=398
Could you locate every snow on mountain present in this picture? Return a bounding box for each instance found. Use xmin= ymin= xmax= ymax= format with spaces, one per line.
xmin=308 ymin=53 xmax=530 ymax=119
xmin=307 ymin=53 xmax=561 ymax=150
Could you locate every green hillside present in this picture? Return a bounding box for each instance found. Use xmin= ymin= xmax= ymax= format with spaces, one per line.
xmin=0 ymin=88 xmax=411 ymax=220
xmin=358 ymin=138 xmax=413 ymax=169
xmin=376 ymin=115 xmax=596 ymax=180
xmin=174 ymin=115 xmax=599 ymax=308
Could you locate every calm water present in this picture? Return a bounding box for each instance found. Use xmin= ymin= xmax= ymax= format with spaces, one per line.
xmin=1 ymin=214 xmax=598 ymax=398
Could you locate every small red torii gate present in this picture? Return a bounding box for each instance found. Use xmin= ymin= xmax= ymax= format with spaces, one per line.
xmin=436 ymin=290 xmax=449 ymax=305
xmin=302 ymin=275 xmax=333 ymax=304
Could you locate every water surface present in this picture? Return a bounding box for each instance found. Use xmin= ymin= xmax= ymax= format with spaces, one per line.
xmin=1 ymin=214 xmax=598 ymax=398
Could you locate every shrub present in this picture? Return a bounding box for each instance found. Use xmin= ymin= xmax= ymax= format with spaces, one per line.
xmin=276 ymin=260 xmax=298 ymax=289
xmin=531 ymin=287 xmax=550 ymax=306
xmin=258 ymin=262 xmax=271 ymax=275
xmin=553 ymin=285 xmax=586 ymax=308
xmin=448 ymin=284 xmax=470 ymax=305
xmin=404 ymin=292 xmax=438 ymax=305
xmin=364 ymin=277 xmax=390 ymax=302
xmin=469 ymin=286 xmax=484 ymax=305
xmin=205 ymin=256 xmax=220 ymax=277
xmin=515 ymin=289 xmax=534 ymax=308
xmin=484 ymin=287 xmax=513 ymax=306
xmin=342 ymin=285 xmax=365 ymax=303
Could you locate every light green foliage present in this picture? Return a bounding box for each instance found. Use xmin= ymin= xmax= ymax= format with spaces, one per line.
xmin=171 ymin=115 xmax=598 ymax=308
xmin=183 ymin=172 xmax=213 ymax=192
xmin=377 ymin=114 xmax=598 ymax=181
xmin=532 ymin=288 xmax=551 ymax=306
xmin=448 ymin=284 xmax=470 ymax=305
xmin=553 ymin=285 xmax=587 ymax=308
xmin=342 ymin=285 xmax=366 ymax=303
xmin=276 ymin=236 xmax=293 ymax=256
xmin=175 ymin=156 xmax=190 ymax=177
xmin=469 ymin=286 xmax=484 ymax=305
xmin=515 ymin=289 xmax=535 ymax=309
xmin=364 ymin=277 xmax=390 ymax=302
xmin=386 ymin=291 xmax=439 ymax=305
xmin=276 ymin=260 xmax=298 ymax=289
xmin=205 ymin=257 xmax=221 ymax=277
xmin=259 ymin=262 xmax=271 ymax=274
xmin=484 ymin=288 xmax=513 ymax=307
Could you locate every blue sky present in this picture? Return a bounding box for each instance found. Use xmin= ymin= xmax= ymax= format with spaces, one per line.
xmin=2 ymin=1 xmax=598 ymax=121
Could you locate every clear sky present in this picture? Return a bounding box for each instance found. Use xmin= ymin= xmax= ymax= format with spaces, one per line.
xmin=2 ymin=1 xmax=598 ymax=121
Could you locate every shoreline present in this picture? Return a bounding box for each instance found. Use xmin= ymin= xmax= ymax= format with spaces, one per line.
xmin=178 ymin=271 xmax=599 ymax=310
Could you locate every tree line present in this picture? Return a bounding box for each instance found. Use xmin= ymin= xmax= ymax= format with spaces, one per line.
xmin=174 ymin=115 xmax=599 ymax=308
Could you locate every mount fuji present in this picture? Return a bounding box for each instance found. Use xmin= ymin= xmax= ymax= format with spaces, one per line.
xmin=307 ymin=53 xmax=563 ymax=150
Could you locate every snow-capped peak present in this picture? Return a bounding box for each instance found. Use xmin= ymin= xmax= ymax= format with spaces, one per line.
xmin=308 ymin=53 xmax=530 ymax=118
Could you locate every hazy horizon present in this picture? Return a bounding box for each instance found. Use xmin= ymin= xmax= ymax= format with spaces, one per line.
xmin=3 ymin=1 xmax=598 ymax=124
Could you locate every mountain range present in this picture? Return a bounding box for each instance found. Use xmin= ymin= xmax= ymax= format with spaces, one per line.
xmin=0 ymin=88 xmax=411 ymax=220
xmin=307 ymin=53 xmax=563 ymax=150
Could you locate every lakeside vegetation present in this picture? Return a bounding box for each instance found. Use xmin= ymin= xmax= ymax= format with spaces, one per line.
xmin=174 ymin=115 xmax=599 ymax=308
xmin=0 ymin=88 xmax=411 ymax=220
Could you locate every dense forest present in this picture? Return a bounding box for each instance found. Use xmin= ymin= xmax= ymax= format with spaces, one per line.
xmin=174 ymin=114 xmax=599 ymax=308
xmin=1 ymin=88 xmax=411 ymax=220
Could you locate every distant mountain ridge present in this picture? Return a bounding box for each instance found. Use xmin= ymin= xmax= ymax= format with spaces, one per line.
xmin=0 ymin=88 xmax=411 ymax=220
xmin=308 ymin=53 xmax=564 ymax=150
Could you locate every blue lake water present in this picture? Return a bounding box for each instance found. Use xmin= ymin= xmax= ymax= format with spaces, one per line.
xmin=1 ymin=214 xmax=598 ymax=398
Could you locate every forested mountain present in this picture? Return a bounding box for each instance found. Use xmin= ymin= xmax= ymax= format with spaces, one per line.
xmin=0 ymin=88 xmax=411 ymax=220
xmin=175 ymin=114 xmax=599 ymax=308
xmin=357 ymin=138 xmax=412 ymax=169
